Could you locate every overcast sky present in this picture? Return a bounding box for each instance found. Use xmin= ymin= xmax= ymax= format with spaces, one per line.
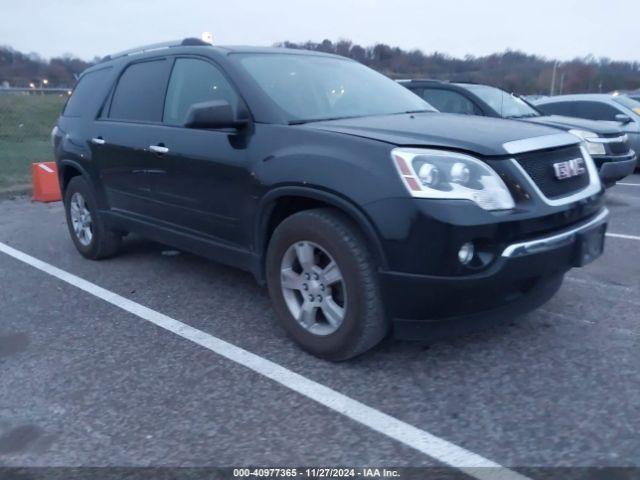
xmin=2 ymin=0 xmax=639 ymax=61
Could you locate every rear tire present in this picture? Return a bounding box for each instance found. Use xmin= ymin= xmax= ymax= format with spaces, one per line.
xmin=64 ymin=176 xmax=121 ymax=260
xmin=266 ymin=208 xmax=388 ymax=361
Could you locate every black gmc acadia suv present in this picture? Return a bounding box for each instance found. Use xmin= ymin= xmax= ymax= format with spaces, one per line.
xmin=52 ymin=39 xmax=609 ymax=360
xmin=400 ymin=80 xmax=637 ymax=187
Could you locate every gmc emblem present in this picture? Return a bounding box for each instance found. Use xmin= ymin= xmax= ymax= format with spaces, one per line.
xmin=553 ymin=158 xmax=586 ymax=180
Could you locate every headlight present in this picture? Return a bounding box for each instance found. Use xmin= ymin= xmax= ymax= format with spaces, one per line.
xmin=569 ymin=129 xmax=606 ymax=156
xmin=392 ymin=148 xmax=515 ymax=211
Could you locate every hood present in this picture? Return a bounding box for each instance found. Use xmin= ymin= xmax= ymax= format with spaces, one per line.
xmin=303 ymin=112 xmax=572 ymax=156
xmin=522 ymin=115 xmax=623 ymax=135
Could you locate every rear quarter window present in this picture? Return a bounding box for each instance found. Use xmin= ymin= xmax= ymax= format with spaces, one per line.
xmin=63 ymin=67 xmax=113 ymax=118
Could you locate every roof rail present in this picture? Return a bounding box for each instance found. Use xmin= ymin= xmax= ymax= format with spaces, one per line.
xmin=100 ymin=37 xmax=210 ymax=63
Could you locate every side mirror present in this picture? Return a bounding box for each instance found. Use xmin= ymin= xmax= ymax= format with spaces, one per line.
xmin=615 ymin=113 xmax=632 ymax=124
xmin=184 ymin=100 xmax=247 ymax=129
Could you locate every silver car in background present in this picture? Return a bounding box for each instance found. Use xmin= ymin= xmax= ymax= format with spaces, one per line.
xmin=534 ymin=94 xmax=640 ymax=157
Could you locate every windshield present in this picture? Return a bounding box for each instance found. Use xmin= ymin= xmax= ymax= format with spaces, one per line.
xmin=462 ymin=84 xmax=540 ymax=119
xmin=613 ymin=95 xmax=640 ymax=116
xmin=235 ymin=53 xmax=435 ymax=123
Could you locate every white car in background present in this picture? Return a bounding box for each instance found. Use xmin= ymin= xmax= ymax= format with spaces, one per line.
xmin=534 ymin=94 xmax=640 ymax=159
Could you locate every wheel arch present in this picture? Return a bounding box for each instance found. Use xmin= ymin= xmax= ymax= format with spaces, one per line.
xmin=255 ymin=186 xmax=388 ymax=282
xmin=58 ymin=159 xmax=91 ymax=196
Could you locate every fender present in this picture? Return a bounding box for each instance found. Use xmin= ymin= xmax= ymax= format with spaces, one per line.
xmin=57 ymin=159 xmax=110 ymax=210
xmin=57 ymin=159 xmax=92 ymax=193
xmin=255 ymin=185 xmax=389 ymax=273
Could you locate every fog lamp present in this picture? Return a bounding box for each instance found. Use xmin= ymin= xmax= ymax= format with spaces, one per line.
xmin=458 ymin=242 xmax=475 ymax=265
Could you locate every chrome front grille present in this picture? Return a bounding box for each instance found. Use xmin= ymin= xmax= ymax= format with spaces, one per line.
xmin=514 ymin=145 xmax=591 ymax=199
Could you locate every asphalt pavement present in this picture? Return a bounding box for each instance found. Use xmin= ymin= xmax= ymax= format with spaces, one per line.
xmin=0 ymin=175 xmax=639 ymax=478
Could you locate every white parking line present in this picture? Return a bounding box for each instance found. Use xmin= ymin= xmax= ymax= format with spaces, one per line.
xmin=0 ymin=241 xmax=530 ymax=480
xmin=607 ymin=232 xmax=640 ymax=241
xmin=616 ymin=183 xmax=640 ymax=187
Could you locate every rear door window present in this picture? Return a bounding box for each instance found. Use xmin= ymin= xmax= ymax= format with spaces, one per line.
xmin=108 ymin=59 xmax=172 ymax=122
xmin=63 ymin=67 xmax=113 ymax=118
xmin=163 ymin=58 xmax=240 ymax=125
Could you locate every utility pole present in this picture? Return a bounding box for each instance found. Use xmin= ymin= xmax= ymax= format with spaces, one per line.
xmin=559 ymin=72 xmax=565 ymax=95
xmin=550 ymin=60 xmax=559 ymax=96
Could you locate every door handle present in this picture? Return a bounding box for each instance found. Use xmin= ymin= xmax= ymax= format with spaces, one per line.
xmin=149 ymin=145 xmax=169 ymax=154
xmin=91 ymin=137 xmax=105 ymax=145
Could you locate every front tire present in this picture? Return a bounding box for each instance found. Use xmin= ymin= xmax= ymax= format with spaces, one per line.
xmin=266 ymin=208 xmax=388 ymax=361
xmin=64 ymin=176 xmax=121 ymax=260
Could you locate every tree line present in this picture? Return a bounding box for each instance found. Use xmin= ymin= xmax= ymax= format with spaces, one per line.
xmin=2 ymin=40 xmax=640 ymax=94
xmin=0 ymin=47 xmax=93 ymax=88
xmin=277 ymin=39 xmax=640 ymax=94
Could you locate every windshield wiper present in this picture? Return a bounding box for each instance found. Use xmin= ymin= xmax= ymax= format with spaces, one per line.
xmin=507 ymin=113 xmax=539 ymax=119
xmin=288 ymin=110 xmax=434 ymax=125
xmin=397 ymin=109 xmax=435 ymax=114
xmin=288 ymin=115 xmax=365 ymax=125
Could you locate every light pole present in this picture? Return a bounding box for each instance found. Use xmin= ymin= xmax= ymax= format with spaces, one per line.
xmin=550 ymin=61 xmax=559 ymax=96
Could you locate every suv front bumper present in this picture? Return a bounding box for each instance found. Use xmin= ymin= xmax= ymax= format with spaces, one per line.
xmin=594 ymin=152 xmax=637 ymax=186
xmin=380 ymin=208 xmax=609 ymax=340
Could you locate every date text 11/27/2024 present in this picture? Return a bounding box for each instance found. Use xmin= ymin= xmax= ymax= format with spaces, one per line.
xmin=233 ymin=468 xmax=401 ymax=478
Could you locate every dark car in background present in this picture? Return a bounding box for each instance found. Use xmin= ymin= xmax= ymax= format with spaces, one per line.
xmin=53 ymin=40 xmax=608 ymax=360
xmin=534 ymin=93 xmax=640 ymax=163
xmin=401 ymin=80 xmax=637 ymax=186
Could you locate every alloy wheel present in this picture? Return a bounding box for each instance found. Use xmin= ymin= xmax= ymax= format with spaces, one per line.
xmin=280 ymin=241 xmax=347 ymax=336
xmin=69 ymin=192 xmax=93 ymax=247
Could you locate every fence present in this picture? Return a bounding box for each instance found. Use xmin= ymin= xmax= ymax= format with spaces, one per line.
xmin=0 ymin=88 xmax=69 ymax=190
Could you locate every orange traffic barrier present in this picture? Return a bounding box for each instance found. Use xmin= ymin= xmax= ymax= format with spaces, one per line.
xmin=32 ymin=162 xmax=62 ymax=203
